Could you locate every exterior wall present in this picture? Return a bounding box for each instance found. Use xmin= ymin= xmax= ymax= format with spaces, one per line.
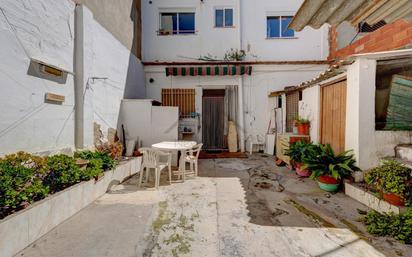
xmin=142 ymin=0 xmax=240 ymax=61
xmin=75 ymin=0 xmax=142 ymax=58
xmin=82 ymin=6 xmax=146 ymax=143
xmin=329 ymin=19 xmax=412 ymax=60
xmin=145 ymin=64 xmax=327 ymax=149
xmin=299 ymin=85 xmax=320 ymax=143
xmin=0 ymin=0 xmax=76 ymax=155
xmin=142 ymin=0 xmax=329 ymax=62
xmin=241 ymin=0 xmax=329 ymax=61
xmin=0 ymin=0 xmax=145 ymax=155
xmin=346 ymin=58 xmax=377 ymax=169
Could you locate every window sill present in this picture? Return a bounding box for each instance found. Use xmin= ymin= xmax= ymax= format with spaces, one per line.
xmin=214 ymin=26 xmax=236 ymax=29
xmin=266 ymin=37 xmax=298 ymax=40
xmin=158 ymin=33 xmax=198 ymax=36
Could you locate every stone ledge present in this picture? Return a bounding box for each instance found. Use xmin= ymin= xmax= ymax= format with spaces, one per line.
xmin=0 ymin=157 xmax=142 ymax=257
xmin=344 ymin=182 xmax=407 ymax=215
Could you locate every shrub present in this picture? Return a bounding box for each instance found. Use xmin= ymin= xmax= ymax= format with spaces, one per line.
xmin=74 ymin=150 xmax=116 ymax=171
xmin=302 ymin=144 xmax=359 ymax=180
xmin=80 ymin=158 xmax=103 ymax=180
xmin=285 ymin=141 xmax=319 ymax=164
xmin=365 ymin=160 xmax=412 ymax=205
xmin=0 ymin=152 xmax=49 ymax=218
xmin=364 ymin=208 xmax=412 ymax=244
xmin=44 ymin=154 xmax=82 ymax=192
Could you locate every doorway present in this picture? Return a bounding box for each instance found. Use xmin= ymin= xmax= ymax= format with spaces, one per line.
xmin=202 ymin=89 xmax=225 ymax=150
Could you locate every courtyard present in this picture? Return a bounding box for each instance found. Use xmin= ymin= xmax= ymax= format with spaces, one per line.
xmin=16 ymin=155 xmax=411 ymax=257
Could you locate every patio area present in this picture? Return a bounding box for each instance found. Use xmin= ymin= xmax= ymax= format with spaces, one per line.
xmin=16 ymin=155 xmax=411 ymax=257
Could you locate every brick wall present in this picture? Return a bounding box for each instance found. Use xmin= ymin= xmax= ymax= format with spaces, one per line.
xmin=329 ymin=19 xmax=412 ymax=60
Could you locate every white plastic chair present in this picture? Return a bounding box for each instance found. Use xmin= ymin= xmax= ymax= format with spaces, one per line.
xmin=183 ymin=143 xmax=203 ymax=177
xmin=138 ymin=148 xmax=172 ymax=189
xmin=247 ymin=134 xmax=265 ymax=155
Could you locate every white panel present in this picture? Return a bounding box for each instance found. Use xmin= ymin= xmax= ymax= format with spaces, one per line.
xmin=151 ymin=106 xmax=179 ymax=145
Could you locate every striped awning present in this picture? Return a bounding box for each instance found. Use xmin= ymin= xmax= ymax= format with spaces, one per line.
xmin=166 ymin=66 xmax=252 ymax=76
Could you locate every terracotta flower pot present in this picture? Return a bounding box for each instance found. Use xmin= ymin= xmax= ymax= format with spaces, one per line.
xmin=317 ymin=175 xmax=340 ymax=192
xmin=297 ymin=123 xmax=310 ymax=135
xmin=295 ymin=163 xmax=311 ymax=177
xmin=383 ymin=193 xmax=405 ymax=207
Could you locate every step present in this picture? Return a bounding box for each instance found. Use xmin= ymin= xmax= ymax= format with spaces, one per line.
xmin=395 ymin=144 xmax=412 ymax=162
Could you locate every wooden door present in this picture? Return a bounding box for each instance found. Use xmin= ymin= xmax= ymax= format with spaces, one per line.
xmin=202 ymin=90 xmax=225 ymax=150
xmin=320 ymin=80 xmax=347 ymax=154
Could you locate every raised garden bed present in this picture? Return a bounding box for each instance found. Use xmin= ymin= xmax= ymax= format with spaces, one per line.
xmin=0 ymin=157 xmax=141 ymax=257
xmin=344 ymin=182 xmax=407 ymax=215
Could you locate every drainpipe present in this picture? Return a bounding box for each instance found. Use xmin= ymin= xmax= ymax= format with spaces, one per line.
xmin=74 ymin=4 xmax=85 ymax=149
xmin=238 ymin=0 xmax=245 ymax=152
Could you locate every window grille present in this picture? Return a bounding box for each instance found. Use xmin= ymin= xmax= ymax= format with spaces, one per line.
xmin=161 ymin=88 xmax=196 ymax=117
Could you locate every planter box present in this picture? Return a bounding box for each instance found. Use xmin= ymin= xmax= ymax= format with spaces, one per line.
xmin=0 ymin=157 xmax=142 ymax=257
xmin=344 ymin=182 xmax=407 ymax=215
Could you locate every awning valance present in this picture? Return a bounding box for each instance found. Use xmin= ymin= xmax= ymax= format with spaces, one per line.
xmin=166 ymin=66 xmax=252 ymax=76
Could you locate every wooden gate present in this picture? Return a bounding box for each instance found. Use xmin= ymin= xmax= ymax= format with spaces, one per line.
xmin=320 ymin=79 xmax=347 ymax=154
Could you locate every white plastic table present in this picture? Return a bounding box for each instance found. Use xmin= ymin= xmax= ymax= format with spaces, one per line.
xmin=152 ymin=141 xmax=197 ymax=181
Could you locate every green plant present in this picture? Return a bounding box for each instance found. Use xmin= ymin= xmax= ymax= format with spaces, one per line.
xmin=363 ymin=208 xmax=412 ymax=244
xmin=285 ymin=141 xmax=319 ymax=163
xmin=365 ymin=160 xmax=412 ymax=205
xmin=302 ymin=144 xmax=359 ymax=180
xmin=74 ymin=150 xmax=117 ymax=171
xmin=44 ymin=154 xmax=82 ymax=192
xmin=80 ymin=158 xmax=103 ymax=180
xmin=0 ymin=152 xmax=49 ymax=218
xmin=294 ymin=116 xmax=310 ymax=125
xmin=224 ymin=48 xmax=246 ymax=61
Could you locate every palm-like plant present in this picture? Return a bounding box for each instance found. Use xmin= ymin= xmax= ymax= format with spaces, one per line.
xmin=285 ymin=141 xmax=318 ymax=164
xmin=302 ymin=144 xmax=359 ymax=180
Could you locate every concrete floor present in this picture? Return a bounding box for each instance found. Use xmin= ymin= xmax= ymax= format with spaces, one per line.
xmin=17 ymin=155 xmax=412 ymax=257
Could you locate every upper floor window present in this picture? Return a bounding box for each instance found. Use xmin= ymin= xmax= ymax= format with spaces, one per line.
xmin=159 ymin=12 xmax=195 ymax=35
xmin=267 ymin=16 xmax=295 ymax=38
xmin=215 ymin=8 xmax=233 ymax=27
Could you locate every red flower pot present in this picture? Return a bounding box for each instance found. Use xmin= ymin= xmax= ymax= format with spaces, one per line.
xmin=383 ymin=193 xmax=405 ymax=207
xmin=317 ymin=175 xmax=340 ymax=192
xmin=318 ymin=175 xmax=338 ymax=184
xmin=297 ymin=123 xmax=310 ymax=135
xmin=295 ymin=163 xmax=311 ymax=177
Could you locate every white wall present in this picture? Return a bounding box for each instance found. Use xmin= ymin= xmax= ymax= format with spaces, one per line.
xmin=0 ymin=1 xmax=145 ymax=155
xmin=118 ymin=100 xmax=179 ymax=147
xmin=0 ymin=0 xmax=76 ymax=155
xmin=346 ymin=58 xmax=377 ymax=169
xmin=142 ymin=0 xmax=240 ymax=61
xmin=241 ymin=0 xmax=329 ymax=61
xmin=82 ymin=6 xmax=146 ymax=144
xmin=299 ymin=85 xmax=320 ymax=143
xmin=142 ymin=0 xmax=329 ymax=62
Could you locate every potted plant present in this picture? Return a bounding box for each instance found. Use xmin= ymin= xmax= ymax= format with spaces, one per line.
xmin=365 ymin=160 xmax=412 ymax=206
xmin=294 ymin=117 xmax=310 ymax=135
xmin=302 ymin=144 xmax=359 ymax=192
xmin=285 ymin=141 xmax=319 ymax=177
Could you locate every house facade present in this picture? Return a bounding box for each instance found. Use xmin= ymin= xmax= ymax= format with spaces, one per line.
xmin=0 ymin=0 xmax=145 ymax=156
xmin=142 ymin=0 xmax=329 ymax=152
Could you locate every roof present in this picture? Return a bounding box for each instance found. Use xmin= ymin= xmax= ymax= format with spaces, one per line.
xmin=289 ymin=0 xmax=412 ymax=32
xmin=268 ymin=48 xmax=412 ymax=97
